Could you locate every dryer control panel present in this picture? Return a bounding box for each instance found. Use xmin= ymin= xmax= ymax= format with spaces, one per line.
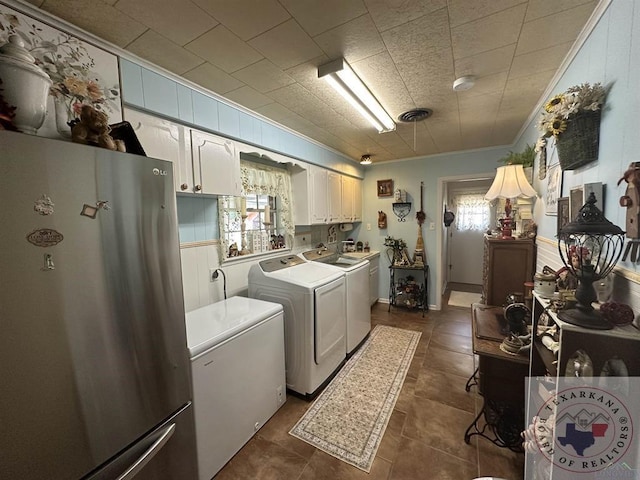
xmin=259 ymin=255 xmax=306 ymax=272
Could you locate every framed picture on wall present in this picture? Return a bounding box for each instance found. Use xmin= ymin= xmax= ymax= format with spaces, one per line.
xmin=545 ymin=163 xmax=562 ymax=215
xmin=377 ymin=179 xmax=393 ymax=197
xmin=570 ymin=186 xmax=584 ymax=220
xmin=557 ymin=197 xmax=570 ymax=235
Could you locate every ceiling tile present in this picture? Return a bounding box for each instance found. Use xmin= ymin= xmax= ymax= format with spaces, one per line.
xmin=313 ymin=14 xmax=385 ymax=64
xmin=462 ymin=71 xmax=508 ymax=98
xmin=279 ymin=0 xmax=367 ymax=37
xmin=381 ymin=8 xmax=451 ymax=64
xmin=114 ymin=0 xmax=217 ymax=46
xmin=182 ymin=62 xmax=244 ymax=94
xmin=191 ymin=0 xmax=290 ymax=41
xmin=451 ymin=4 xmax=526 ymax=59
xmin=454 ymin=44 xmax=516 ymax=77
xmin=248 ymin=19 xmax=324 ymax=70
xmin=503 ymin=69 xmax=556 ymax=100
xmin=224 ymin=86 xmax=274 ymax=110
xmin=364 ymin=0 xmax=446 ymax=33
xmin=525 ymin=0 xmax=595 ymax=22
xmin=254 ymin=103 xmax=297 ymax=123
xmin=264 ymin=86 xmax=353 ymax=131
xmin=40 ymin=0 xmax=147 ymax=47
xmin=448 ymin=0 xmax=527 ymax=28
xmin=458 ymin=92 xmax=502 ymax=114
xmin=509 ymin=41 xmax=573 ymax=79
xmin=427 ymin=120 xmax=462 ymax=153
xmin=232 ymin=59 xmax=296 ymax=93
xmin=185 ymin=25 xmax=262 ymax=73
xmin=516 ymin=2 xmax=596 ymax=55
xmin=21 ymin=0 xmax=45 ymax=6
xmin=126 ymin=30 xmax=205 ymax=75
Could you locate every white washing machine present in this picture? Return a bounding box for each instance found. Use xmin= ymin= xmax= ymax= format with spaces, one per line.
xmin=300 ymin=248 xmax=371 ymax=355
xmin=248 ymin=254 xmax=347 ymax=397
xmin=185 ymin=296 xmax=286 ymax=480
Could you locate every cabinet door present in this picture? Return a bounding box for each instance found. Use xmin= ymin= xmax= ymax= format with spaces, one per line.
xmin=341 ymin=176 xmax=354 ymax=222
xmin=191 ymin=130 xmax=241 ymax=196
xmin=291 ymin=166 xmax=311 ymax=225
xmin=353 ymin=179 xmax=362 ymax=222
xmin=310 ymin=166 xmax=328 ymax=224
xmin=124 ymin=108 xmax=192 ymax=193
xmin=327 ymin=171 xmax=342 ymax=223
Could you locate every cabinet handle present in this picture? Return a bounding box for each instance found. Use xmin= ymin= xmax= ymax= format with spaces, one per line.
xmin=180 ymin=183 xmax=189 ymax=191
xmin=194 ymin=184 xmax=202 ymax=192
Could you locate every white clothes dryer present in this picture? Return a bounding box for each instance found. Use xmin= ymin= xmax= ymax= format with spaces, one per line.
xmin=248 ymin=254 xmax=347 ymax=397
xmin=300 ymin=248 xmax=371 ymax=355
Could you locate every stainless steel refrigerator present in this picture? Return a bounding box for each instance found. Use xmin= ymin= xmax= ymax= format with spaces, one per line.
xmin=0 ymin=131 xmax=198 ymax=479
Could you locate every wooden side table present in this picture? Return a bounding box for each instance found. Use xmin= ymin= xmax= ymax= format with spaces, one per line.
xmin=464 ymin=303 xmax=529 ymax=451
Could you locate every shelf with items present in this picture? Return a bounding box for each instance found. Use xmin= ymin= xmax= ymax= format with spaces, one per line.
xmin=525 ymin=291 xmax=640 ymax=478
xmin=530 ymin=291 xmax=640 ymax=379
xmin=388 ymin=264 xmax=429 ymax=316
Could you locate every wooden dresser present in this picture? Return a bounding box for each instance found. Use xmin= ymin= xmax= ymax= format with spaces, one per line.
xmin=482 ymin=236 xmax=535 ymax=306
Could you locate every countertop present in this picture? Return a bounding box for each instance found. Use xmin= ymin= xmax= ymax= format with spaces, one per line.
xmin=343 ymin=250 xmax=380 ymax=260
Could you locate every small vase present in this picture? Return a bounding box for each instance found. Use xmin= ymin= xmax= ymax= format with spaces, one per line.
xmin=53 ymin=95 xmax=77 ymax=138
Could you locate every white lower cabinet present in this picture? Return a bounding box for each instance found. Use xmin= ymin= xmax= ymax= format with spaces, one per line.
xmin=369 ymin=253 xmax=380 ymax=306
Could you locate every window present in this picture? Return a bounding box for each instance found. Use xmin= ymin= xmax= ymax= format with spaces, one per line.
xmin=452 ymin=193 xmax=490 ymax=232
xmin=219 ymin=160 xmax=295 ymax=259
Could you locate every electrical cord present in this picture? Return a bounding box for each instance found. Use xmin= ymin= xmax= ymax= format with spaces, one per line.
xmin=212 ymin=268 xmax=227 ymax=299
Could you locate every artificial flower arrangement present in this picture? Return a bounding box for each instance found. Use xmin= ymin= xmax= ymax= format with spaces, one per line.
xmin=536 ymin=83 xmax=606 ymax=170
xmin=383 ymin=236 xmax=410 ymax=265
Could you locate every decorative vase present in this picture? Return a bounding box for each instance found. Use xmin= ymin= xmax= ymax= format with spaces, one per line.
xmin=0 ymin=35 xmax=52 ymax=134
xmin=555 ymin=110 xmax=601 ymax=170
xmin=53 ymin=95 xmax=76 ymax=138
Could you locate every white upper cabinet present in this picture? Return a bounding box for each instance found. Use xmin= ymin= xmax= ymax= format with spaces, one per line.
xmin=190 ymin=130 xmax=241 ymax=196
xmin=341 ymin=176 xmax=355 ymax=222
xmin=310 ymin=165 xmax=329 ymax=224
xmin=327 ymin=171 xmax=342 ymax=224
xmin=353 ymin=178 xmax=362 ymax=222
xmin=124 ymin=108 xmax=192 ymax=192
xmin=340 ymin=175 xmax=362 ymax=222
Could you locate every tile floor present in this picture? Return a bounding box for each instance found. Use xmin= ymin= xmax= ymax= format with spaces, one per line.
xmin=215 ymin=286 xmax=524 ymax=480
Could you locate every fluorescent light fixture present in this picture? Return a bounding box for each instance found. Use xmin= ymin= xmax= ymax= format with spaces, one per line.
xmin=319 ymin=58 xmax=395 ymax=133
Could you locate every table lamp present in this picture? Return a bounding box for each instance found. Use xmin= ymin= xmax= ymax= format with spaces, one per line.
xmin=485 ymin=164 xmax=537 ymax=239
xmin=557 ymin=192 xmax=625 ymax=329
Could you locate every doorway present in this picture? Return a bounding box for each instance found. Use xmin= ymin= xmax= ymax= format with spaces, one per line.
xmin=448 ymin=188 xmax=492 ymax=285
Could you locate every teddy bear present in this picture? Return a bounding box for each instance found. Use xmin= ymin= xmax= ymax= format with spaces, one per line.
xmin=70 ymin=105 xmax=125 ymax=152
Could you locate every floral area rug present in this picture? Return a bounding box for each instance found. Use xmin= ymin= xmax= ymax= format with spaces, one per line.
xmin=289 ymin=325 xmax=421 ymax=472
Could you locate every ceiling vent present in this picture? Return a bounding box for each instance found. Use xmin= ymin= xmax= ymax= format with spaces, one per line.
xmin=397 ymin=108 xmax=432 ymax=123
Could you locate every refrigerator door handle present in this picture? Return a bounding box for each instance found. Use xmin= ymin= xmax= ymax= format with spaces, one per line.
xmin=117 ymin=423 xmax=176 ymax=480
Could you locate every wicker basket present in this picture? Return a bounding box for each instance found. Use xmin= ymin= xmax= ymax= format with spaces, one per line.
xmin=555 ymin=110 xmax=601 ymax=170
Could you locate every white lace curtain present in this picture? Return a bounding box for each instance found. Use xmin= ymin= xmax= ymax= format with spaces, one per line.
xmin=218 ymin=160 xmax=295 ymax=257
xmin=452 ymin=193 xmax=490 ymax=232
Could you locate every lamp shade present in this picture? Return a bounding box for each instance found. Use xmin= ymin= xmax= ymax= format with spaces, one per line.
xmin=484 ymin=164 xmax=537 ymax=200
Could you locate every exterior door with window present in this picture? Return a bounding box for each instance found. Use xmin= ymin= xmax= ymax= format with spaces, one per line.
xmin=449 ymin=193 xmax=490 ymax=285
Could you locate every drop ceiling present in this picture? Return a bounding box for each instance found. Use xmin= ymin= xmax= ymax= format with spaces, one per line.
xmin=24 ymin=0 xmax=599 ymax=163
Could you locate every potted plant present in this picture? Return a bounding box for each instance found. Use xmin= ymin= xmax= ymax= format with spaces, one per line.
xmin=498 ymin=144 xmax=535 ymax=182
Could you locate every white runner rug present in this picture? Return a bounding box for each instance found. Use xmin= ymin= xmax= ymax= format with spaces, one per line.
xmin=448 ymin=290 xmax=482 ymax=308
xmin=289 ymin=325 xmax=420 ymax=472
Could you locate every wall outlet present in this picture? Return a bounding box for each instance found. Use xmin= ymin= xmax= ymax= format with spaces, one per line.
xmin=366 ymin=223 xmax=371 ymax=231
xmin=209 ymin=268 xmax=218 ymax=282
xmin=429 ymin=222 xmax=435 ymax=230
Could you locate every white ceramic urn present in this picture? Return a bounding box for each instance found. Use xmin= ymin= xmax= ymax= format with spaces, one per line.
xmin=0 ymin=35 xmax=52 ymax=134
